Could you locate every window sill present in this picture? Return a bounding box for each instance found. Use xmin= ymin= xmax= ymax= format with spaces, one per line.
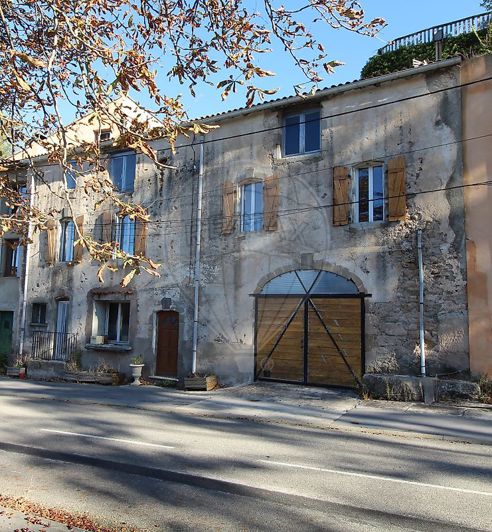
xmin=348 ymin=220 xmax=390 ymax=231
xmin=85 ymin=343 xmax=132 ymax=352
xmin=30 ymin=322 xmax=48 ymax=328
xmin=275 ymin=151 xmax=323 ymax=164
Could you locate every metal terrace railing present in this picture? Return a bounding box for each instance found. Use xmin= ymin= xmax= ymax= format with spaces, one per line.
xmin=378 ymin=12 xmax=492 ymax=55
xmin=31 ymin=331 xmax=78 ymax=361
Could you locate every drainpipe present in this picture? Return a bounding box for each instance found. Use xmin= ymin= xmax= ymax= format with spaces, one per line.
xmin=417 ymin=229 xmax=426 ymax=377
xmin=18 ymin=172 xmax=35 ymax=356
xmin=191 ymin=138 xmax=204 ymax=375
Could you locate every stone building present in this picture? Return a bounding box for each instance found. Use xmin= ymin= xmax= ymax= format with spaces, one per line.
xmin=13 ymin=56 xmax=488 ymax=387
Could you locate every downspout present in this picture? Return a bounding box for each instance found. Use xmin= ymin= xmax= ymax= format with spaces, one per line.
xmin=417 ymin=229 xmax=426 ymax=377
xmin=18 ymin=172 xmax=35 ymax=356
xmin=191 ymin=138 xmax=204 ymax=374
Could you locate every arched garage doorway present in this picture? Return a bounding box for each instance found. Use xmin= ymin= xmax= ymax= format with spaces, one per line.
xmin=255 ymin=270 xmax=365 ymax=388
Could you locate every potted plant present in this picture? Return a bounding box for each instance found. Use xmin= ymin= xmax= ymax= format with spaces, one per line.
xmin=129 ymin=355 xmax=145 ymax=386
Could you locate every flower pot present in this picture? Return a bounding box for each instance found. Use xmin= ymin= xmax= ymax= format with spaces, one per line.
xmin=129 ymin=364 xmax=144 ymax=386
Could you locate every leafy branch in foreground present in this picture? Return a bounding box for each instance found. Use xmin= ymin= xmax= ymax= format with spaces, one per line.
xmin=0 ymin=0 xmax=384 ymax=284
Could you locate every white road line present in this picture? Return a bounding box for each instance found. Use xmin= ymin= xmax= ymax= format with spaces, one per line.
xmin=40 ymin=429 xmax=174 ymax=450
xmin=259 ymin=460 xmax=492 ymax=497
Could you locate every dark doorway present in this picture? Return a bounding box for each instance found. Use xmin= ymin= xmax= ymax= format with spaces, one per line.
xmin=0 ymin=311 xmax=14 ymax=357
xmin=156 ymin=311 xmax=179 ymax=377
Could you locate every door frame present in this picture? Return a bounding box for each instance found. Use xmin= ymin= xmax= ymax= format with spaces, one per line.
xmin=254 ymin=293 xmax=367 ymax=388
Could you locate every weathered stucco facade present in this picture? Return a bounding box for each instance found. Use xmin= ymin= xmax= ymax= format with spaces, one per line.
xmin=462 ymin=54 xmax=492 ymax=378
xmin=20 ymin=57 xmax=474 ymax=386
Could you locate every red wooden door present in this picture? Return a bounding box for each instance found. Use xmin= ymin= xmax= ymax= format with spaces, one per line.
xmin=156 ymin=311 xmax=179 ymax=377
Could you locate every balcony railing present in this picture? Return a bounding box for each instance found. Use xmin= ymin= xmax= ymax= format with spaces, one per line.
xmin=378 ymin=12 xmax=492 ymax=55
xmin=31 ymin=331 xmax=78 ymax=361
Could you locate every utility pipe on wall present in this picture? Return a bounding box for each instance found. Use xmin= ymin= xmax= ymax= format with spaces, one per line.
xmin=191 ymin=139 xmax=204 ymax=374
xmin=417 ymin=229 xmax=426 ymax=377
xmin=18 ymin=173 xmax=35 ymax=356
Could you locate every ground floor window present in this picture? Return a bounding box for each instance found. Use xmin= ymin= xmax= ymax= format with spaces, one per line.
xmin=31 ymin=303 xmax=47 ymax=325
xmin=93 ymin=301 xmax=130 ymax=344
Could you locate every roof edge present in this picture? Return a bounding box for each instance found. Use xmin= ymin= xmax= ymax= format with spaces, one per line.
xmin=197 ymin=57 xmax=462 ymax=124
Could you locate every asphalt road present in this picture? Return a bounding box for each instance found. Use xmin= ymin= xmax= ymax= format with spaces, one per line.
xmin=0 ymin=393 xmax=491 ymax=531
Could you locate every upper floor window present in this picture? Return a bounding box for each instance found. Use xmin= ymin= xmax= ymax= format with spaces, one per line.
xmin=241 ymin=182 xmax=263 ymax=232
xmin=59 ymin=219 xmax=75 ymax=262
xmin=355 ymin=165 xmax=384 ymax=223
xmin=109 ymin=151 xmax=135 ymax=193
xmin=2 ymin=238 xmax=21 ymax=277
xmin=99 ymin=129 xmax=112 ymax=142
xmin=66 ymin=161 xmax=78 ymax=190
xmin=284 ymin=110 xmax=321 ymax=156
xmin=114 ymin=215 xmax=136 ymax=254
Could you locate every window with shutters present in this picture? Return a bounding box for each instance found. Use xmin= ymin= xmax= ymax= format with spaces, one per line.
xmin=2 ymin=238 xmax=22 ymax=276
xmin=283 ymin=110 xmax=321 ymax=156
xmin=354 ymin=165 xmax=385 ymax=223
xmin=59 ymin=219 xmax=75 ymax=262
xmin=333 ymin=157 xmax=406 ymax=227
xmin=109 ymin=151 xmax=136 ymax=193
xmin=114 ymin=215 xmax=136 ymax=254
xmin=241 ymin=182 xmax=263 ymax=232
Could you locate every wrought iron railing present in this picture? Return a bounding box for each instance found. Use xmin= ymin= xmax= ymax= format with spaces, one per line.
xmin=378 ymin=12 xmax=492 ymax=55
xmin=31 ymin=331 xmax=78 ymax=361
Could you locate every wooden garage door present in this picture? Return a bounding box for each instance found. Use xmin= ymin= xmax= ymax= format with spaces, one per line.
xmin=256 ymin=296 xmax=304 ymax=382
xmin=256 ymin=296 xmax=362 ymax=388
xmin=308 ymin=298 xmax=362 ymax=387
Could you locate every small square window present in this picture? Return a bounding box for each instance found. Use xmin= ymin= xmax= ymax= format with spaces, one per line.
xmin=59 ymin=219 xmax=75 ymax=262
xmin=109 ymin=151 xmax=136 ymax=193
xmin=284 ymin=110 xmax=320 ymax=156
xmin=32 ymin=303 xmax=47 ymax=325
xmin=2 ymin=239 xmax=22 ymax=277
xmin=99 ymin=130 xmax=112 ymax=142
xmin=355 ymin=165 xmax=385 ymax=223
xmin=241 ymin=182 xmax=263 ymax=232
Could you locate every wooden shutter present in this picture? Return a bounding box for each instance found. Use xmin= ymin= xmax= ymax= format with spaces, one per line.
xmin=73 ymin=215 xmax=84 ymax=263
xmin=222 ymin=181 xmax=236 ymax=235
xmin=387 ymin=156 xmax=406 ymax=221
xmin=101 ymin=210 xmax=113 ymax=243
xmin=135 ymin=215 xmax=148 ymax=257
xmin=263 ymin=175 xmax=279 ymax=231
xmin=333 ymin=166 xmax=350 ymax=226
xmin=46 ymin=219 xmax=57 ymax=264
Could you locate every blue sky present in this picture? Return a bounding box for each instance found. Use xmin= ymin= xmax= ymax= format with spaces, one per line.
xmin=178 ymin=0 xmax=487 ymax=119
xmin=59 ymin=1 xmax=487 ymax=122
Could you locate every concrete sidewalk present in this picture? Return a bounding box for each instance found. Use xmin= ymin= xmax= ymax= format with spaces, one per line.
xmin=1 ymin=377 xmax=491 ymax=444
